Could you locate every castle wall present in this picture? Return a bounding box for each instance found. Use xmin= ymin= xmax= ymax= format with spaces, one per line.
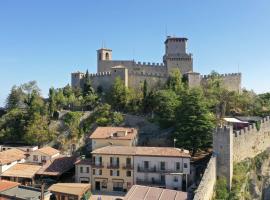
xmin=128 ymin=72 xmax=167 ymax=91
xmin=88 ymin=72 xmax=113 ymax=91
xmin=201 ymin=73 xmax=241 ymax=92
xmin=233 ymin=116 xmax=270 ymax=162
xmin=98 ymin=60 xmax=167 ymax=75
xmin=193 ymin=156 xmax=216 ymax=200
xmin=165 ymin=56 xmax=193 ymax=74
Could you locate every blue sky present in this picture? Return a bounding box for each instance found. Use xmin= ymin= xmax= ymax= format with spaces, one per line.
xmin=0 ymin=0 xmax=270 ymax=106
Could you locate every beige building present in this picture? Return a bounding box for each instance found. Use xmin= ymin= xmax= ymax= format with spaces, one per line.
xmin=27 ymin=146 xmax=60 ymax=163
xmin=75 ymin=158 xmax=92 ymax=184
xmin=90 ymin=146 xmax=190 ymax=193
xmin=90 ymin=127 xmax=138 ymax=150
xmin=0 ymin=149 xmax=26 ymax=174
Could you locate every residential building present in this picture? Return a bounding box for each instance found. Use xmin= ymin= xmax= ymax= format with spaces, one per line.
xmin=124 ymin=185 xmax=187 ymax=200
xmin=48 ymin=183 xmax=91 ymax=200
xmin=1 ymin=163 xmax=41 ymax=186
xmin=91 ymin=146 xmax=190 ymax=192
xmin=0 ymin=144 xmax=38 ymax=153
xmin=0 ymin=180 xmax=50 ymax=200
xmin=0 ymin=149 xmax=26 ymax=174
xmin=75 ymin=158 xmax=92 ymax=183
xmin=28 ymin=146 xmax=60 ymax=163
xmin=90 ymin=127 xmax=138 ymax=150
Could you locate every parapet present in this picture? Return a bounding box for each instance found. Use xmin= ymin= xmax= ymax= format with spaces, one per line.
xmin=201 ymin=73 xmax=241 ymax=80
xmin=233 ymin=116 xmax=270 ymax=137
xmin=89 ymin=71 xmax=111 ymax=77
xmin=135 ymin=61 xmax=165 ymax=68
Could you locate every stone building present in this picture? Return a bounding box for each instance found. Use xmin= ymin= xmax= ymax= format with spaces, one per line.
xmin=71 ymin=36 xmax=241 ymax=92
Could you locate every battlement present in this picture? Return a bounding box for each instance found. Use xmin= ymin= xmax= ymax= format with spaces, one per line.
xmin=129 ymin=71 xmax=167 ymax=78
xmin=134 ymin=61 xmax=165 ymax=68
xmin=88 ymin=71 xmax=112 ymax=77
xmin=201 ymin=73 xmax=241 ymax=80
xmin=233 ymin=116 xmax=270 ymax=137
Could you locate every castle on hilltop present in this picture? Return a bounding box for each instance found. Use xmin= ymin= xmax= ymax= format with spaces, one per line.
xmin=71 ymin=36 xmax=241 ymax=92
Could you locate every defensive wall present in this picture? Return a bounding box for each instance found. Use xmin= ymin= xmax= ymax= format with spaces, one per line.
xmin=194 ymin=116 xmax=270 ymax=200
xmin=193 ymin=156 xmax=217 ymax=200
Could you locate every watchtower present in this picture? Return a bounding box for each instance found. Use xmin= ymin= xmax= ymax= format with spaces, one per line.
xmin=97 ymin=48 xmax=112 ymax=72
xmin=163 ymin=36 xmax=193 ymax=74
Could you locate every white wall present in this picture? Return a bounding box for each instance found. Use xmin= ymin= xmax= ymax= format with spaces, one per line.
xmin=0 ymin=158 xmax=25 ymax=174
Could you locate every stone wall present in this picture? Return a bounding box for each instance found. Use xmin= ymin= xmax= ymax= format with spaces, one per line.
xmin=201 ymin=73 xmax=241 ymax=93
xmin=233 ymin=116 xmax=270 ymax=162
xmin=193 ymin=156 xmax=217 ymax=200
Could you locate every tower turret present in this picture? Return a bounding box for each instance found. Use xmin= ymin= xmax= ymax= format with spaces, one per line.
xmin=97 ymin=48 xmax=112 ymax=72
xmin=163 ymin=36 xmax=193 ymax=74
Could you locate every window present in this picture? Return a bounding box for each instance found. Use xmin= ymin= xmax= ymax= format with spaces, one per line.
xmin=86 ymin=167 xmax=89 ymax=173
xmin=105 ymin=52 xmax=109 ymax=60
xmin=110 ymin=170 xmax=113 ymax=176
xmin=80 ymin=167 xmax=83 ymax=173
xmin=110 ymin=170 xmax=119 ymax=176
xmin=174 ymin=176 xmax=178 ymax=182
xmin=99 ymin=169 xmax=102 ymax=175
xmin=176 ymin=162 xmax=180 ymax=171
xmin=126 ymin=171 xmax=131 ymax=177
xmin=126 ymin=158 xmax=131 ymax=165
xmin=41 ymin=156 xmax=46 ymax=162
xmin=93 ymin=169 xmax=96 ymax=175
xmin=160 ymin=162 xmax=165 ymax=170
xmin=33 ymin=155 xmax=38 ymax=161
xmin=117 ymin=170 xmax=120 ymax=176
xmin=102 ymin=180 xmax=107 ymax=189
xmin=144 ymin=161 xmax=149 ymax=169
xmin=184 ymin=163 xmax=188 ymax=168
xmin=60 ymin=195 xmax=65 ymax=200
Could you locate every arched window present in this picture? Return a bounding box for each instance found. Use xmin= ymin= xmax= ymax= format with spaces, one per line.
xmin=105 ymin=52 xmax=110 ymax=60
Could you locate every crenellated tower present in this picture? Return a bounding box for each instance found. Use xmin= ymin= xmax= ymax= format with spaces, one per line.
xmin=163 ymin=36 xmax=193 ymax=74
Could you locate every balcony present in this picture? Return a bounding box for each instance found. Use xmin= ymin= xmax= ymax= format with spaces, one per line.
xmin=122 ymin=164 xmax=133 ymax=170
xmin=91 ymin=162 xmax=104 ymax=168
xmin=107 ymin=163 xmax=120 ymax=169
xmin=137 ymin=165 xmax=182 ymax=174
xmin=136 ymin=178 xmax=165 ymax=187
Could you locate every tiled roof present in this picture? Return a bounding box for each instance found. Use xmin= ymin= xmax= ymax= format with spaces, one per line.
xmin=0 ymin=180 xmax=20 ymax=192
xmin=92 ymin=146 xmax=190 ymax=158
xmin=1 ymin=163 xmax=41 ymax=178
xmin=36 ymin=155 xmax=76 ymax=176
xmin=124 ymin=185 xmax=187 ymax=200
xmin=75 ymin=159 xmax=92 ymax=165
xmin=35 ymin=146 xmax=60 ymax=156
xmin=0 ymin=149 xmax=26 ymax=165
xmin=49 ymin=183 xmax=90 ymax=196
xmin=89 ymin=127 xmax=137 ymax=140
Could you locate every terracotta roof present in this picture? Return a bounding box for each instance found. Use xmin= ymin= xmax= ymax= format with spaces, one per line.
xmin=49 ymin=183 xmax=90 ymax=196
xmin=124 ymin=185 xmax=187 ymax=200
xmin=0 ymin=149 xmax=26 ymax=165
xmin=75 ymin=159 xmax=92 ymax=165
xmin=1 ymin=163 xmax=41 ymax=179
xmin=90 ymin=127 xmax=137 ymax=140
xmin=35 ymin=146 xmax=60 ymax=156
xmin=0 ymin=180 xmax=20 ymax=192
xmin=92 ymin=146 xmax=190 ymax=158
xmin=36 ymin=155 xmax=76 ymax=176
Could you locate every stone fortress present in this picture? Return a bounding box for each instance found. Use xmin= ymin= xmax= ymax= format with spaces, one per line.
xmin=71 ymin=36 xmax=241 ymax=92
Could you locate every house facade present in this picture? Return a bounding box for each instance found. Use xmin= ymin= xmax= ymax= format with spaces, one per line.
xmin=28 ymin=146 xmax=60 ymax=163
xmin=75 ymin=159 xmax=92 ymax=184
xmin=88 ymin=146 xmax=190 ymax=192
xmin=90 ymin=127 xmax=138 ymax=151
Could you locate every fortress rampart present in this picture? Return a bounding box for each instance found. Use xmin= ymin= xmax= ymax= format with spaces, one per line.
xmin=195 ymin=116 xmax=270 ymax=200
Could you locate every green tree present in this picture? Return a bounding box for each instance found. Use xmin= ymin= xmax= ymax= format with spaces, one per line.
xmin=173 ymin=88 xmax=215 ymax=155
xmin=110 ymin=77 xmax=130 ymax=111
xmin=166 ymin=69 xmax=183 ymax=93
xmin=48 ymin=88 xmax=57 ymax=118
xmin=153 ymin=89 xmax=180 ymax=128
xmin=5 ymin=86 xmax=24 ymax=110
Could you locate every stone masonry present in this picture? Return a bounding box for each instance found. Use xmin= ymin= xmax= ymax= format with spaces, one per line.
xmin=71 ymin=36 xmax=241 ymax=92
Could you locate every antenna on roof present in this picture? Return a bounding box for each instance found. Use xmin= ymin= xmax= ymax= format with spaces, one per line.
xmin=165 ymin=24 xmax=168 ymax=37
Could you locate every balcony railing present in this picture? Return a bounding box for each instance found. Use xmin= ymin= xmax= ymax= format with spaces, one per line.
xmin=122 ymin=164 xmax=133 ymax=170
xmin=136 ymin=178 xmax=165 ymax=187
xmin=137 ymin=165 xmax=183 ymax=173
xmin=91 ymin=162 xmax=104 ymax=168
xmin=107 ymin=163 xmax=120 ymax=169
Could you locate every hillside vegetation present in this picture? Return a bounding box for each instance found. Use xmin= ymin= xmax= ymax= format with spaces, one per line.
xmin=1 ymin=70 xmax=270 ymax=155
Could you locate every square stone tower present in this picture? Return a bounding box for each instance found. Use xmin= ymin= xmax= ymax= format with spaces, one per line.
xmin=163 ymin=36 xmax=193 ymax=74
xmin=97 ymin=48 xmax=112 ymax=73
